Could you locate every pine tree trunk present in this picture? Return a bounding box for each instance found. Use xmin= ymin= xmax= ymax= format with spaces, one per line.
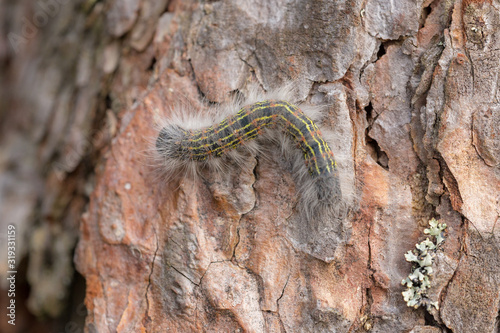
xmin=1 ymin=0 xmax=499 ymax=332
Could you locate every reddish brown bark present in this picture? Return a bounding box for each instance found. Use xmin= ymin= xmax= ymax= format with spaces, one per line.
xmin=1 ymin=0 xmax=499 ymax=332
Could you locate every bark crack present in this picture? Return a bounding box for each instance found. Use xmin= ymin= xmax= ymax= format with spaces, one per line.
xmin=276 ymin=273 xmax=290 ymax=306
xmin=364 ymin=209 xmax=375 ymax=326
xmin=145 ymin=231 xmax=160 ymax=321
xmin=239 ymin=52 xmax=256 ymax=73
xmin=232 ymin=226 xmax=241 ymax=262
xmin=169 ymin=263 xmax=200 ymax=286
xmin=273 ymin=272 xmax=291 ymax=331
xmin=199 ymin=259 xmax=233 ymax=285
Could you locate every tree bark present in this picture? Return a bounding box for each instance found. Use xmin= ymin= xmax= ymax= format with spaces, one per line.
xmin=1 ymin=0 xmax=499 ymax=332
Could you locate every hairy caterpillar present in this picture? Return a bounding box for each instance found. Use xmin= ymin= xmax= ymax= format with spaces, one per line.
xmin=155 ymin=85 xmax=345 ymax=222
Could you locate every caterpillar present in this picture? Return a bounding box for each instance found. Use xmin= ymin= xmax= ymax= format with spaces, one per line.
xmin=155 ymin=85 xmax=345 ymax=222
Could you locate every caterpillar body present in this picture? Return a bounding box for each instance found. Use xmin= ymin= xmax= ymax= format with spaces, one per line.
xmin=155 ymin=86 xmax=344 ymax=222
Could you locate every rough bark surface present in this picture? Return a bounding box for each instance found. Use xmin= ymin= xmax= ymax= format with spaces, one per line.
xmin=1 ymin=0 xmax=499 ymax=332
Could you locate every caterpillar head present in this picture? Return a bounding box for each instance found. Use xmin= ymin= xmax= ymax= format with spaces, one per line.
xmin=156 ymin=125 xmax=186 ymax=160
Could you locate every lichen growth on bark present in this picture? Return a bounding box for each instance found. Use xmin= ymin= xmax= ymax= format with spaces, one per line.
xmin=401 ymin=218 xmax=447 ymax=311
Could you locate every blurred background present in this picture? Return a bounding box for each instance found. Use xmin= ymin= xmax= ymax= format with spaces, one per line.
xmin=0 ymin=0 xmax=119 ymax=331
